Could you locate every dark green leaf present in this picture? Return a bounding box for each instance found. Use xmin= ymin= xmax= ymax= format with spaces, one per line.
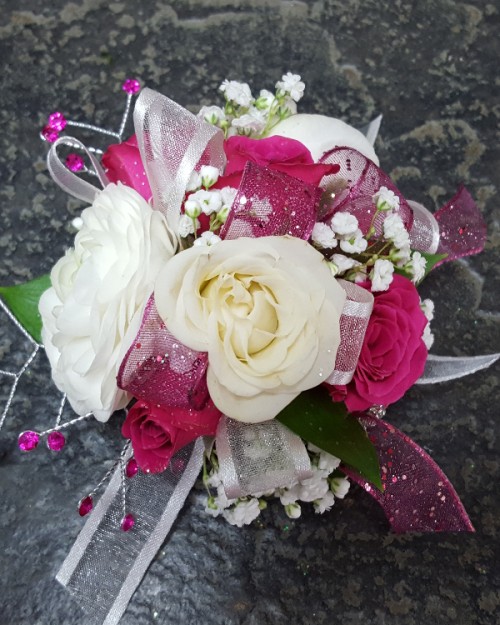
xmin=0 ymin=274 xmax=51 ymax=343
xmin=420 ymin=250 xmax=448 ymax=277
xmin=277 ymin=386 xmax=382 ymax=490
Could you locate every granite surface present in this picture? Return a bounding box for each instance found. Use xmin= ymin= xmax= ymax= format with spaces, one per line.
xmin=1 ymin=1 xmax=499 ymax=624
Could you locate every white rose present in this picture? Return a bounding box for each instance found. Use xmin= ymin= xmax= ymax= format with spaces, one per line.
xmin=268 ymin=113 xmax=379 ymax=165
xmin=154 ymin=236 xmax=346 ymax=423
xmin=39 ymin=183 xmax=176 ymax=421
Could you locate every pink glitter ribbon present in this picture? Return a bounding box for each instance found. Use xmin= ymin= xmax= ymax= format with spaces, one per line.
xmin=117 ymin=296 xmax=209 ymax=410
xmin=342 ymin=414 xmax=474 ymax=532
xmin=221 ymin=161 xmax=320 ymax=240
xmin=319 ymin=147 xmax=487 ymax=261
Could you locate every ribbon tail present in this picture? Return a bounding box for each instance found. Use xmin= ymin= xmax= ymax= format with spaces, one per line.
xmin=417 ymin=352 xmax=500 ymax=384
xmin=341 ymin=415 xmax=474 ymax=533
xmin=56 ymin=438 xmax=205 ymax=625
xmin=358 ymin=114 xmax=382 ymax=146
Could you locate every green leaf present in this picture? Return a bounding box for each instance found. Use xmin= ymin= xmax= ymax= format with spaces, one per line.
xmin=277 ymin=386 xmax=382 ymax=491
xmin=420 ymin=251 xmax=448 ymax=277
xmin=0 ymin=274 xmax=51 ymax=343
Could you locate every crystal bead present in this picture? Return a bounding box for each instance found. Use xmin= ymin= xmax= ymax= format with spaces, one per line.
xmin=78 ymin=495 xmax=93 ymax=517
xmin=122 ymin=78 xmax=141 ymax=95
xmin=47 ymin=111 xmax=67 ymax=131
xmin=47 ymin=431 xmax=66 ymax=451
xmin=41 ymin=125 xmax=59 ymax=142
xmin=65 ymin=153 xmax=84 ymax=172
xmin=121 ymin=513 xmax=135 ymax=532
xmin=125 ymin=458 xmax=138 ymax=478
xmin=18 ymin=431 xmax=40 ymax=452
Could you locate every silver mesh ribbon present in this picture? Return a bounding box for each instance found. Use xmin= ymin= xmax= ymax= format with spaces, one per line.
xmin=47 ymin=137 xmax=109 ymax=203
xmin=408 ymin=199 xmax=440 ymax=254
xmin=216 ymin=416 xmax=312 ymax=499
xmin=133 ymin=88 xmax=225 ymax=232
xmin=56 ymin=438 xmax=205 ymax=625
xmin=417 ymin=352 xmax=500 ymax=384
xmin=326 ymin=279 xmax=374 ymax=385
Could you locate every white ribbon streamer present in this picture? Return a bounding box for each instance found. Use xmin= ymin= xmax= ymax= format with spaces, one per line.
xmin=56 ymin=439 xmax=205 ymax=625
xmin=47 ymin=137 xmax=109 ymax=204
xmin=417 ymin=352 xmax=500 ymax=384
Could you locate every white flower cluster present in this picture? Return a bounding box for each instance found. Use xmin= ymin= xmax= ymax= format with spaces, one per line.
xmin=421 ymin=298 xmax=435 ymax=349
xmin=198 ymin=72 xmax=305 ymax=138
xmin=179 ymin=165 xmax=237 ymax=240
xmin=203 ymin=445 xmax=350 ymax=526
xmin=311 ymin=186 xmax=428 ymax=292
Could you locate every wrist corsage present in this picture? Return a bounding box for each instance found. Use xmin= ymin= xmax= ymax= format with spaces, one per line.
xmin=1 ymin=73 xmax=498 ymax=624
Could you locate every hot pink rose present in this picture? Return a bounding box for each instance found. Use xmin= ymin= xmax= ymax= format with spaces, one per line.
xmin=101 ymin=135 xmax=152 ymax=201
xmin=122 ymin=399 xmax=221 ymax=473
xmin=327 ymin=275 xmax=428 ymax=412
xmin=214 ymin=135 xmax=339 ymax=189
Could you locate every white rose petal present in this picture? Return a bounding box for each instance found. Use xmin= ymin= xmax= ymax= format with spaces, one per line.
xmin=39 ymin=183 xmax=176 ymax=421
xmin=268 ymin=114 xmax=379 ymax=164
xmin=155 ymin=236 xmax=346 ymax=423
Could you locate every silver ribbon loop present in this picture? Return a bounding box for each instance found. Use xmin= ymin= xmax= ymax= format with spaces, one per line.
xmin=408 ymin=199 xmax=440 ymax=254
xmin=417 ymin=352 xmax=500 ymax=384
xmin=57 ymin=438 xmax=205 ymax=625
xmin=47 ymin=137 xmax=109 ymax=204
xmin=326 ymin=280 xmax=374 ymax=386
xmin=216 ymin=416 xmax=312 ymax=499
xmin=133 ymin=88 xmax=226 ymax=232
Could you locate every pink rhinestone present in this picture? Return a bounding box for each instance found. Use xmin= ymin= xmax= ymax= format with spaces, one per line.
xmin=47 ymin=431 xmax=66 ymax=451
xmin=125 ymin=458 xmax=138 ymax=478
xmin=18 ymin=431 xmax=40 ymax=452
xmin=122 ymin=78 xmax=141 ymax=95
xmin=78 ymin=495 xmax=93 ymax=517
xmin=121 ymin=513 xmax=135 ymax=532
xmin=65 ymin=153 xmax=85 ymax=172
xmin=47 ymin=111 xmax=67 ymax=131
xmin=41 ymin=125 xmax=59 ymax=142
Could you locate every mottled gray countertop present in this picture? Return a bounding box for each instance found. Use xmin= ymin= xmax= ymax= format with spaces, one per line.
xmin=1 ymin=1 xmax=499 ymax=624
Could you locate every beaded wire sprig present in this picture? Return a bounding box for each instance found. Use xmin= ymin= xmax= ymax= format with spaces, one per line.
xmin=1 ymin=78 xmax=142 ymax=531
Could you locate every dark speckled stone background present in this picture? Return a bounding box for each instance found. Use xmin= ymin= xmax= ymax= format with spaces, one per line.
xmin=1 ymin=1 xmax=499 ymax=624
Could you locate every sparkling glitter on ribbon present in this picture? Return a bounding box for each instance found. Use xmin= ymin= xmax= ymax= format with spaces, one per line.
xmin=434 ymin=185 xmax=487 ymax=263
xmin=342 ymin=414 xmax=474 ymax=533
xmin=117 ymin=296 xmax=209 ymax=410
xmin=318 ymin=147 xmax=414 ymax=235
xmin=220 ymin=161 xmax=320 ymax=241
